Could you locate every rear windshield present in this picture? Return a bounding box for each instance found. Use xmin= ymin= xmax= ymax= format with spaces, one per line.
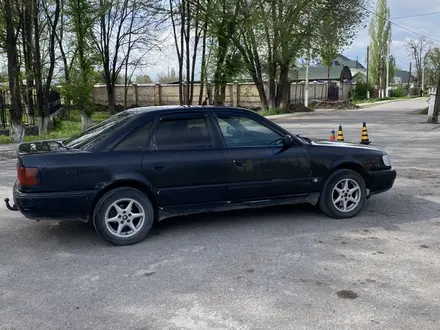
xmin=63 ymin=112 xmax=133 ymax=150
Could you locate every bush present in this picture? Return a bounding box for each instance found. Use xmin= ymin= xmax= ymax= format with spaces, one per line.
xmin=390 ymin=86 xmax=406 ymax=97
xmin=351 ymin=82 xmax=374 ymax=100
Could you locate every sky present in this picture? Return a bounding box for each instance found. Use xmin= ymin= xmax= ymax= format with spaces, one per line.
xmin=344 ymin=0 xmax=440 ymax=71
xmin=140 ymin=0 xmax=440 ymax=80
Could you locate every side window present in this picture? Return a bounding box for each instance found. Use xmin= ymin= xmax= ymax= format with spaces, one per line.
xmin=215 ymin=114 xmax=283 ymax=147
xmin=152 ymin=116 xmax=214 ymax=150
xmin=114 ymin=121 xmax=152 ymax=151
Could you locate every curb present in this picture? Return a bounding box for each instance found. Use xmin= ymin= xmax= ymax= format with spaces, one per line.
xmin=355 ymin=97 xmax=426 ymax=109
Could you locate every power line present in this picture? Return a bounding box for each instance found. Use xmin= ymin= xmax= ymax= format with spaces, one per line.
xmin=391 ymin=21 xmax=440 ymax=43
xmin=391 ymin=11 xmax=440 ymax=20
xmin=361 ymin=4 xmax=440 ymax=44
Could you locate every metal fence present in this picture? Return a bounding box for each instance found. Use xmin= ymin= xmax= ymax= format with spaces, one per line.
xmin=0 ymin=88 xmax=61 ymax=129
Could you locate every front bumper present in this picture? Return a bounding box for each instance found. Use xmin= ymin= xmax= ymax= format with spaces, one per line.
xmin=368 ymin=168 xmax=397 ymax=196
xmin=12 ymin=182 xmax=97 ymax=221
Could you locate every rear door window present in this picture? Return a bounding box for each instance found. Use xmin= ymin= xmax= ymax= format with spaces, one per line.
xmin=151 ymin=115 xmax=214 ymax=150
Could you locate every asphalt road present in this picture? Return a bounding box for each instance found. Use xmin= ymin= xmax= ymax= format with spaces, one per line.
xmin=1 ymin=98 xmax=440 ymax=330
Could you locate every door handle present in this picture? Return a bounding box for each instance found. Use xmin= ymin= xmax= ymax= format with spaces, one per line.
xmin=233 ymin=160 xmax=245 ymax=167
xmin=153 ymin=164 xmax=165 ymax=171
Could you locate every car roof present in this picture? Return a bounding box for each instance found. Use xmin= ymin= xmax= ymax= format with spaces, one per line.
xmin=123 ymin=105 xmax=255 ymax=116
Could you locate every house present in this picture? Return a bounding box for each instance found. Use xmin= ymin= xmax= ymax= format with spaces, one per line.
xmin=293 ymin=65 xmax=353 ymax=82
xmin=292 ymin=54 xmax=366 ymax=83
xmin=391 ymin=70 xmax=416 ymax=86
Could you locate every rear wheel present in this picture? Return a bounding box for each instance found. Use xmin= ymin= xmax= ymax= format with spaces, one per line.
xmin=93 ymin=187 xmax=154 ymax=246
xmin=319 ymin=169 xmax=367 ymax=219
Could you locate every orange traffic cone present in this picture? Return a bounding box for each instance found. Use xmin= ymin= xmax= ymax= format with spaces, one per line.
xmin=337 ymin=124 xmax=344 ymax=141
xmin=330 ymin=129 xmax=336 ymax=141
xmin=360 ymin=121 xmax=370 ymax=145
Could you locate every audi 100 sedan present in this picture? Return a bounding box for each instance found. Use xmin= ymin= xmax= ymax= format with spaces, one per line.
xmin=5 ymin=106 xmax=396 ymax=246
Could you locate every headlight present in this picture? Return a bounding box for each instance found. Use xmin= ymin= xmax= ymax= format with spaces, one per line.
xmin=382 ymin=154 xmax=392 ymax=167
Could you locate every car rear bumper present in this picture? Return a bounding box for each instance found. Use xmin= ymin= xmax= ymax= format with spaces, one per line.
xmin=368 ymin=168 xmax=397 ymax=195
xmin=13 ymin=182 xmax=97 ymax=221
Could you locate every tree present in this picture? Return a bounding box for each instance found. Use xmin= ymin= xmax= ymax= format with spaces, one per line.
xmin=21 ymin=0 xmax=36 ymax=125
xmin=388 ymin=54 xmax=397 ymax=84
xmin=40 ymin=0 xmax=61 ymax=133
xmin=93 ymin=0 xmax=160 ymax=114
xmin=405 ymin=37 xmax=433 ymax=86
xmin=66 ymin=0 xmax=96 ymax=130
xmin=156 ymin=68 xmax=179 ymax=83
xmin=1 ymin=0 xmax=25 ymax=142
xmin=368 ymin=0 xmax=391 ymax=89
xmin=168 ymin=0 xmax=204 ymax=105
xmin=315 ymin=0 xmax=368 ymax=91
xmin=234 ymin=0 xmax=368 ymax=110
xmin=426 ymin=48 xmax=440 ymax=86
xmin=135 ymin=74 xmax=153 ymax=83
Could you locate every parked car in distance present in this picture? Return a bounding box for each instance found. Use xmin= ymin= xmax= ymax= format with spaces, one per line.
xmin=5 ymin=106 xmax=396 ymax=246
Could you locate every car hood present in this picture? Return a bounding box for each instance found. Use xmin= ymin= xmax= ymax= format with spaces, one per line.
xmin=17 ymin=139 xmax=84 ymax=154
xmin=306 ymin=137 xmax=385 ymax=153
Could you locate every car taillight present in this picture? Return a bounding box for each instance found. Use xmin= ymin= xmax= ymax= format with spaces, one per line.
xmin=17 ymin=167 xmax=40 ymax=186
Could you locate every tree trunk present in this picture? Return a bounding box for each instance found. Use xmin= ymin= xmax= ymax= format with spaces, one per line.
xmin=275 ymin=63 xmax=290 ymax=108
xmin=81 ymin=110 xmax=93 ymax=131
xmin=4 ymin=0 xmax=24 ymax=142
xmin=22 ymin=1 xmax=35 ymax=125
xmin=107 ymin=84 xmax=115 ymax=114
xmin=198 ymin=12 xmax=208 ymax=105
xmin=10 ymin=121 xmax=25 ymax=142
xmin=38 ymin=116 xmax=50 ymax=134
xmin=33 ymin=0 xmax=44 ymax=128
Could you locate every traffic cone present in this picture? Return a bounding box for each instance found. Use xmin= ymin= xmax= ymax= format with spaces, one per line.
xmin=330 ymin=129 xmax=336 ymax=141
xmin=360 ymin=121 xmax=370 ymax=145
xmin=337 ymin=124 xmax=344 ymax=141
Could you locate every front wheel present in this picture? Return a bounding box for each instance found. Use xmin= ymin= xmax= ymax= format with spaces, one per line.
xmin=93 ymin=187 xmax=154 ymax=246
xmin=319 ymin=169 xmax=367 ymax=219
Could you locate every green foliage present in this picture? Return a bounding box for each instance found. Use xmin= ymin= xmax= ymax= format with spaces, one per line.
xmin=388 ymin=55 xmax=397 ymax=83
xmin=135 ymin=74 xmax=153 ymax=84
xmin=426 ymin=48 xmax=440 ymax=85
xmin=351 ymin=82 xmax=374 ymax=100
xmin=0 ymin=135 xmax=11 ymax=144
xmin=65 ymin=0 xmax=98 ymax=117
xmin=390 ymin=86 xmax=405 ymax=97
xmin=368 ymin=0 xmax=391 ymax=86
xmin=0 ymin=110 xmax=110 ymax=144
xmin=156 ymin=68 xmax=180 ymax=83
xmin=314 ymin=0 xmax=368 ymax=79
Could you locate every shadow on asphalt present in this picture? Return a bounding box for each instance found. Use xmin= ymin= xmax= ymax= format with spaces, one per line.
xmin=10 ymin=192 xmax=440 ymax=247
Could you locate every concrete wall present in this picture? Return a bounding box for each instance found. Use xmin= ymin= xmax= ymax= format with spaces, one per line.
xmin=93 ymin=82 xmax=353 ymax=108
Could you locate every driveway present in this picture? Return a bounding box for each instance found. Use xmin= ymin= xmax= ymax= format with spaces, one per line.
xmin=1 ymin=98 xmax=440 ymax=330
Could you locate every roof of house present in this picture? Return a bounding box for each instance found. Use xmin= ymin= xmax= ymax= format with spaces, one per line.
xmin=293 ymin=65 xmax=353 ymax=81
xmin=315 ymin=54 xmax=366 ymax=70
xmin=392 ymin=70 xmax=416 ymax=83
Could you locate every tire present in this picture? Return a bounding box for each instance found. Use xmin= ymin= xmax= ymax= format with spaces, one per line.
xmin=319 ymin=169 xmax=367 ymax=219
xmin=93 ymin=187 xmax=154 ymax=246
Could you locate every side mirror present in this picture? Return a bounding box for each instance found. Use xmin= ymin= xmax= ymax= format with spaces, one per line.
xmin=283 ymin=135 xmax=294 ymax=148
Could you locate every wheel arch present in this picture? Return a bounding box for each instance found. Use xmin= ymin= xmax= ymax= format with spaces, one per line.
xmin=88 ymin=179 xmax=158 ymax=223
xmin=327 ymin=161 xmax=371 ymax=189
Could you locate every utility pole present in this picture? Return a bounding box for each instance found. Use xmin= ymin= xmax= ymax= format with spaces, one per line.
xmin=366 ymin=45 xmax=370 ymax=99
xmin=366 ymin=46 xmax=369 ymax=82
xmin=421 ymin=59 xmax=425 ymax=95
xmin=407 ymin=62 xmax=412 ymax=96
xmin=427 ymin=73 xmax=439 ymax=123
xmin=386 ymin=53 xmax=390 ymax=98
xmin=379 ymin=61 xmax=383 ymax=98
